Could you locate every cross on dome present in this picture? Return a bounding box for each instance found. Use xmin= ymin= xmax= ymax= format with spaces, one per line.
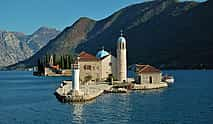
xmin=96 ymin=46 xmax=109 ymax=59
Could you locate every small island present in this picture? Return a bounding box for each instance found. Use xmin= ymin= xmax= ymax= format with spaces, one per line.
xmin=55 ymin=31 xmax=172 ymax=103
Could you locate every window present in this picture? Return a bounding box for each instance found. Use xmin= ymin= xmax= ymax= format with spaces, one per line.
xmin=84 ymin=65 xmax=92 ymax=70
xmin=87 ymin=65 xmax=91 ymax=70
xmin=120 ymin=42 xmax=125 ymax=49
xmin=84 ymin=65 xmax=86 ymax=70
xmin=122 ymin=43 xmax=125 ymax=49
xmin=109 ymin=62 xmax=112 ymax=66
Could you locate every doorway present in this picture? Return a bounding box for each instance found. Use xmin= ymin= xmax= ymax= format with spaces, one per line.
xmin=149 ymin=76 xmax=152 ymax=84
xmin=138 ymin=76 xmax=141 ymax=84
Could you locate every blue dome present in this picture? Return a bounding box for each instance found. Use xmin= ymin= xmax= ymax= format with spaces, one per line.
xmin=96 ymin=49 xmax=109 ymax=59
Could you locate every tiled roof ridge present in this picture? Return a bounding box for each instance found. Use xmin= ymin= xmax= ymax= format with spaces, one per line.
xmin=138 ymin=65 xmax=150 ymax=73
xmin=136 ymin=64 xmax=161 ymax=73
xmin=79 ymin=51 xmax=99 ymax=61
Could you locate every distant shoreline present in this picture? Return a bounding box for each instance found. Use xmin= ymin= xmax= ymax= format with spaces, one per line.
xmin=1 ymin=68 xmax=213 ymax=72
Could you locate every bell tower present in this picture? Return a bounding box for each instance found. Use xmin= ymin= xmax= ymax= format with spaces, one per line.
xmin=117 ymin=30 xmax=127 ymax=82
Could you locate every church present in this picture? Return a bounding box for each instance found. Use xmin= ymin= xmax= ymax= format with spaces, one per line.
xmin=78 ymin=32 xmax=127 ymax=83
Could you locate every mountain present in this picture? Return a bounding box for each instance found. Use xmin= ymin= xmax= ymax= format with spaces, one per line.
xmin=0 ymin=27 xmax=60 ymax=67
xmin=8 ymin=0 xmax=213 ymax=69
xmin=76 ymin=0 xmax=213 ymax=69
xmin=7 ymin=17 xmax=96 ymax=68
xmin=26 ymin=27 xmax=60 ymax=53
xmin=0 ymin=31 xmax=32 ymax=67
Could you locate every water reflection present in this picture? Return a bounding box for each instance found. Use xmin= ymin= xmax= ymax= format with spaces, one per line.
xmin=117 ymin=93 xmax=132 ymax=123
xmin=71 ymin=104 xmax=84 ymax=124
xmin=96 ymin=93 xmax=132 ymax=123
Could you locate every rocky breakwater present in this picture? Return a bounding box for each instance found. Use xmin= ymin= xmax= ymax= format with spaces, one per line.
xmin=55 ymin=81 xmax=113 ymax=103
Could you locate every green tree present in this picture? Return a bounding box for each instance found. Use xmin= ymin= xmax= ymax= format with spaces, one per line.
xmin=61 ymin=56 xmax=64 ymax=69
xmin=37 ymin=58 xmax=44 ymax=74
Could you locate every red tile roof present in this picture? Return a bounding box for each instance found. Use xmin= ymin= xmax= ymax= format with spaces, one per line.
xmin=135 ymin=64 xmax=161 ymax=73
xmin=79 ymin=51 xmax=99 ymax=61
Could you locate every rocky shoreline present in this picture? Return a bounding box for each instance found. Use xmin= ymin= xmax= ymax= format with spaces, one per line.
xmin=55 ymin=81 xmax=169 ymax=103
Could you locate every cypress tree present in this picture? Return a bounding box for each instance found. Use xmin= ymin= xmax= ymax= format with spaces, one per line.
xmin=53 ymin=54 xmax=56 ymax=65
xmin=61 ymin=56 xmax=64 ymax=69
xmin=66 ymin=55 xmax=69 ymax=69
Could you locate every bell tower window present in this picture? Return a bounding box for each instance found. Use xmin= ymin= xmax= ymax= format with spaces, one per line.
xmin=120 ymin=42 xmax=125 ymax=49
xmin=122 ymin=42 xmax=125 ymax=49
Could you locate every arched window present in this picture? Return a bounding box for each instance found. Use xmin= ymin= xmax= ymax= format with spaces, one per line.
xmin=84 ymin=65 xmax=87 ymax=70
xmin=84 ymin=65 xmax=92 ymax=70
xmin=122 ymin=42 xmax=125 ymax=49
xmin=120 ymin=42 xmax=125 ymax=49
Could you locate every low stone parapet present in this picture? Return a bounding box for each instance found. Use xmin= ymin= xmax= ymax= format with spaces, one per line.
xmin=132 ymin=82 xmax=168 ymax=90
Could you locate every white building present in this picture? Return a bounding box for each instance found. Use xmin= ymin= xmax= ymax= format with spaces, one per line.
xmin=78 ymin=50 xmax=117 ymax=82
xmin=78 ymin=32 xmax=127 ymax=83
xmin=129 ymin=64 xmax=162 ymax=84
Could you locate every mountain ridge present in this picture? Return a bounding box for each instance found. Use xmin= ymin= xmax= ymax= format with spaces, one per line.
xmin=0 ymin=27 xmax=60 ymax=67
xmin=7 ymin=0 xmax=213 ymax=70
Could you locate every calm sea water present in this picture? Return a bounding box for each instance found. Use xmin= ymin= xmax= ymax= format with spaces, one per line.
xmin=0 ymin=70 xmax=213 ymax=124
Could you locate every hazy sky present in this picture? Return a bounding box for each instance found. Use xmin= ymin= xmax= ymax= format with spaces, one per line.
xmin=0 ymin=0 xmax=207 ymax=34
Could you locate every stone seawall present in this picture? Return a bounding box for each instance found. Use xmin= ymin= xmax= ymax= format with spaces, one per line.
xmin=55 ymin=81 xmax=169 ymax=103
xmin=132 ymin=82 xmax=168 ymax=90
xmin=55 ymin=82 xmax=113 ymax=102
